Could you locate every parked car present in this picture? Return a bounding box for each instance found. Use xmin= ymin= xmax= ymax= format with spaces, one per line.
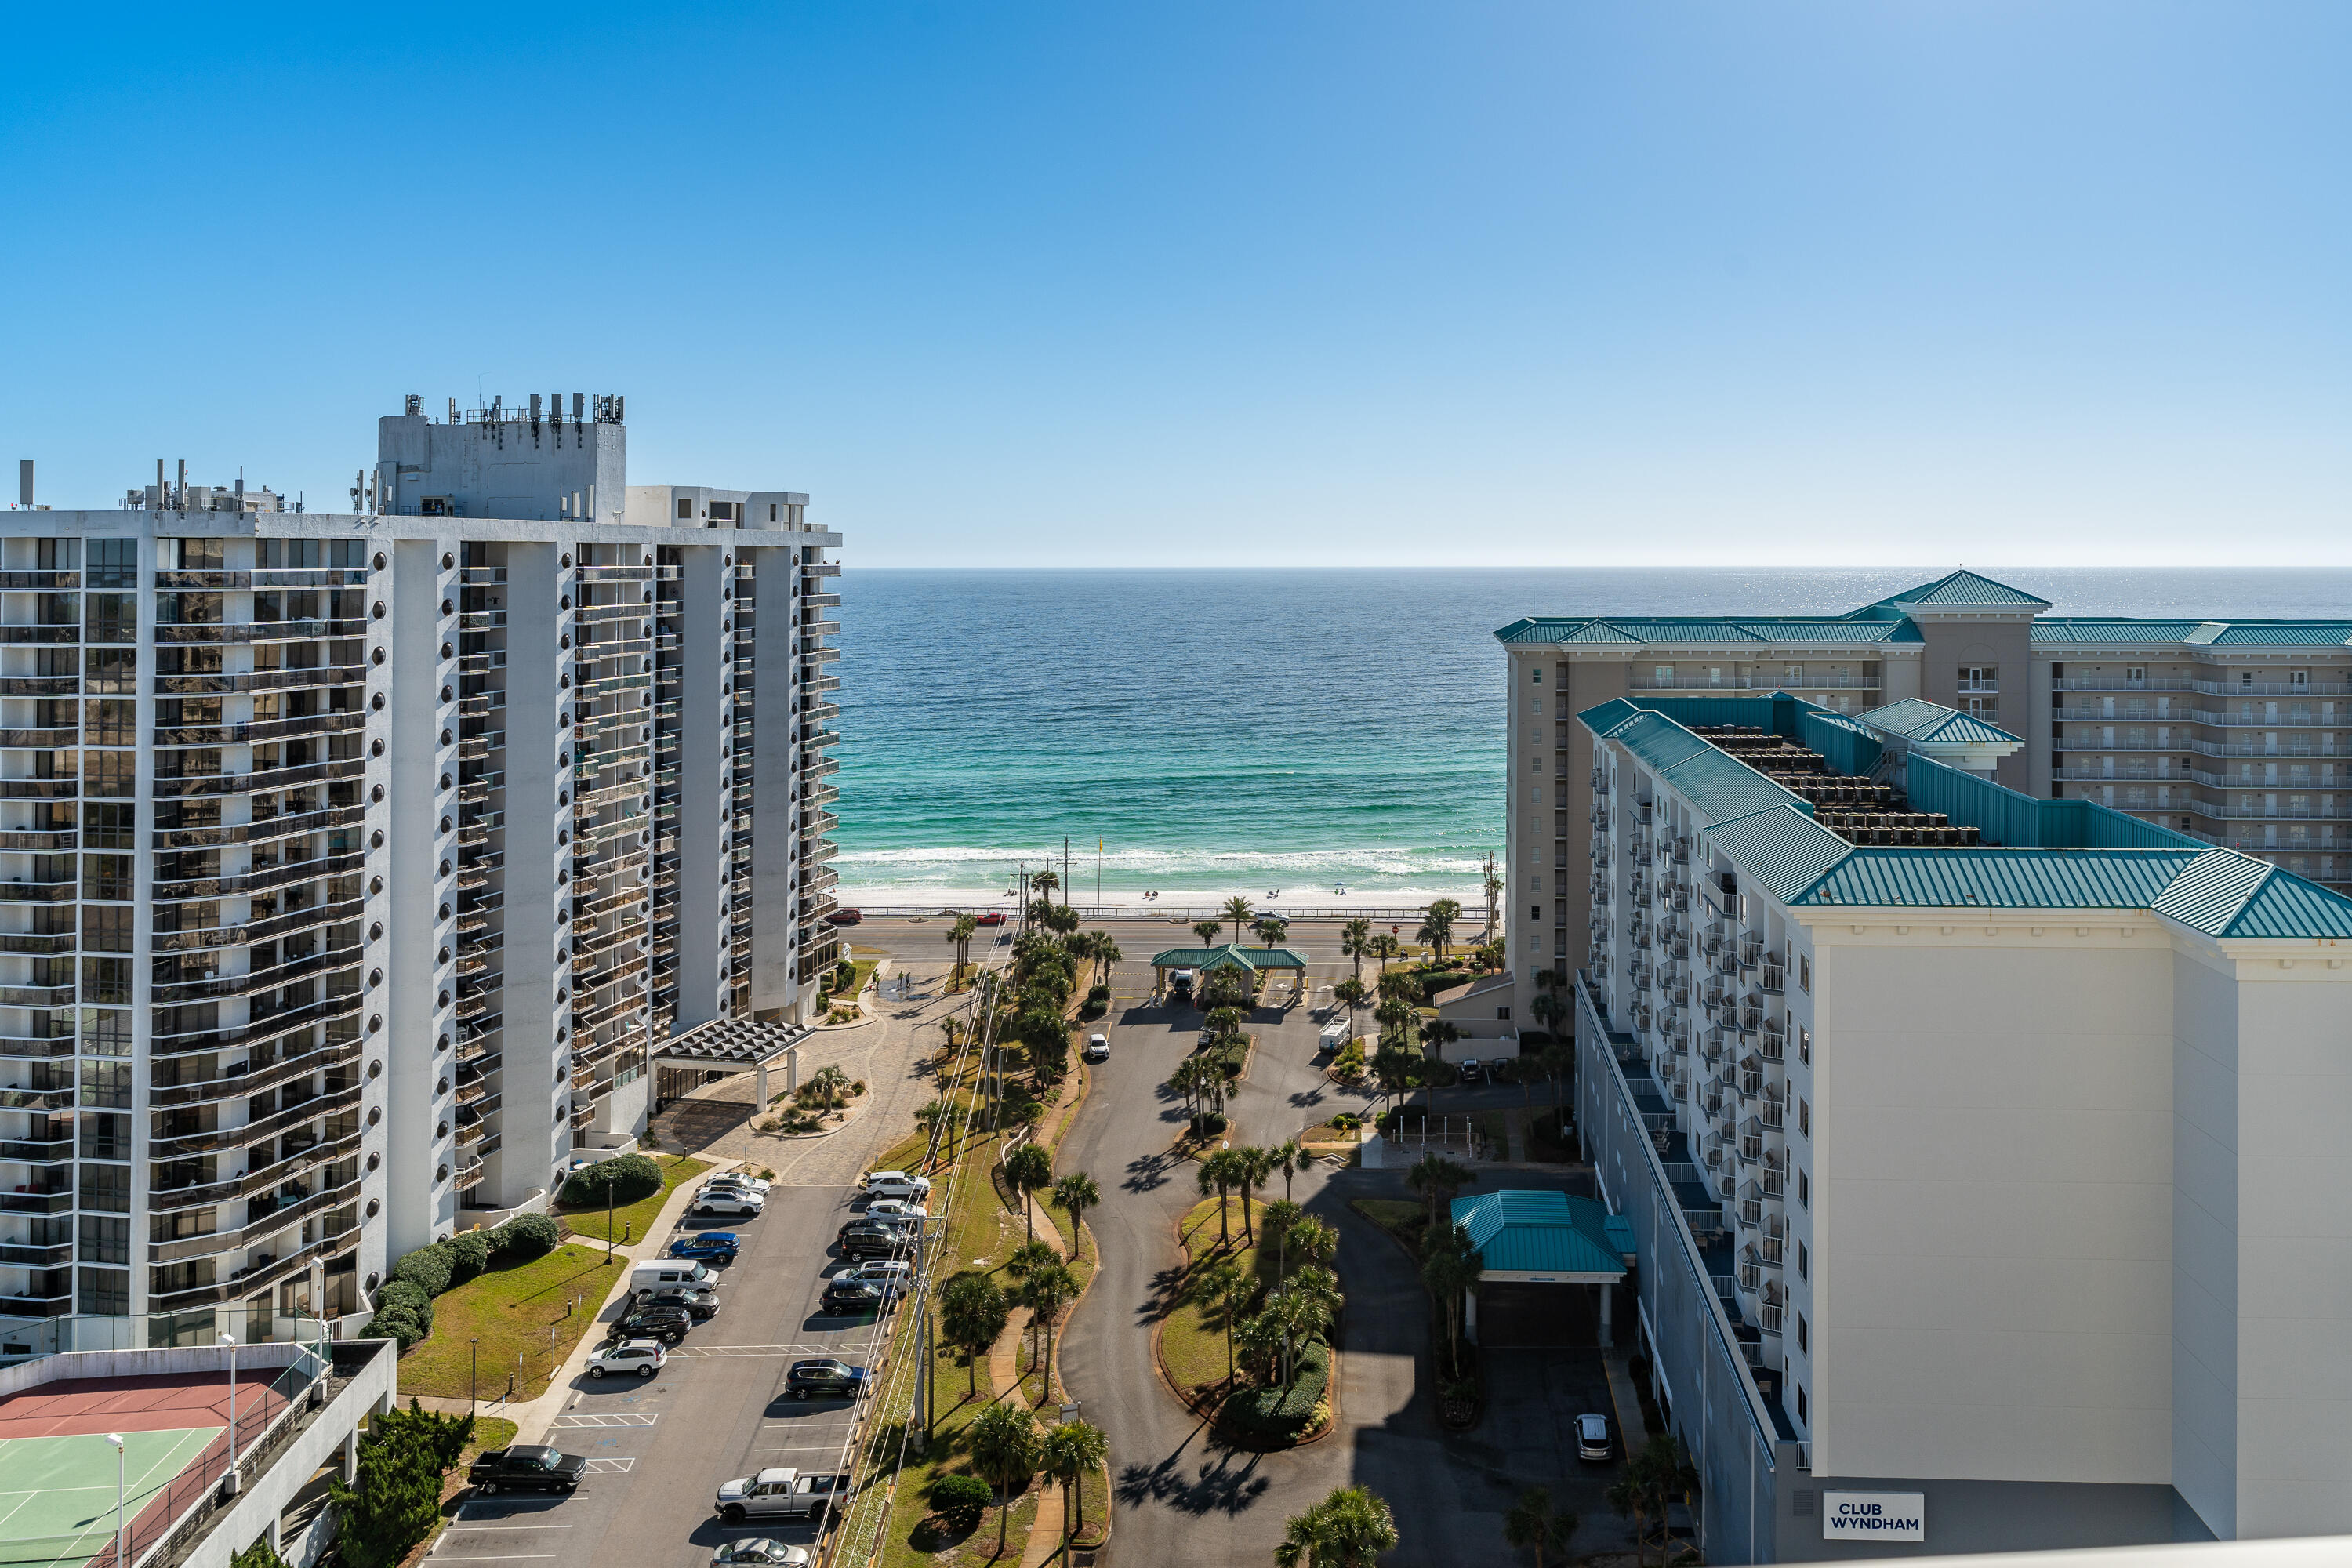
xmin=826 ymin=908 xmax=862 ymax=925
xmin=605 ymin=1304 xmax=694 ymax=1345
xmin=670 ymin=1232 xmax=741 ymax=1263
xmin=468 ymin=1444 xmax=586 ymax=1496
xmin=715 ymin=1468 xmax=851 ymax=1522
xmin=836 ymin=1223 xmax=907 ymax=1260
xmin=647 ymin=1285 xmax=720 ymax=1320
xmin=862 ymin=1196 xmax=927 ymax=1221
xmin=695 ymin=1189 xmax=766 ymax=1219
xmin=1083 ymin=1033 xmax=1109 ymax=1062
xmin=1170 ymin=968 xmax=1195 ymax=993
xmin=1576 ymin=1410 xmax=1614 ymax=1461
xmin=1317 ymin=1021 xmax=1349 ymax=1056
xmin=587 ymin=1338 xmax=669 ymax=1380
xmin=974 ymin=912 xmax=1006 ymax=926
xmin=818 ymin=1279 xmax=886 ymax=1316
xmin=701 ymin=1172 xmax=775 ymax=1195
xmin=784 ymin=1359 xmax=871 ymax=1400
xmin=859 ymin=1171 xmax=933 ymax=1200
xmin=1458 ymin=1058 xmax=1484 ymax=1083
xmin=840 ymin=1260 xmax=912 ymax=1294
xmin=838 ymin=1214 xmax=915 ymax=1244
xmin=710 ymin=1541 xmax=811 ymax=1566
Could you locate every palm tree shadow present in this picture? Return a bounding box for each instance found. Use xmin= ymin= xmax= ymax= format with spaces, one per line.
xmin=1123 ymin=1149 xmax=1178 ymax=1194
xmin=1113 ymin=1419 xmax=1273 ymax=1518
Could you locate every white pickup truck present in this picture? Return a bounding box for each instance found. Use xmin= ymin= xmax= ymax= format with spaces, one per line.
xmin=716 ymin=1468 xmax=852 ymax=1523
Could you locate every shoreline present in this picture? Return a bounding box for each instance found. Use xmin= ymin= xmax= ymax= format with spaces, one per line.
xmin=835 ymin=884 xmax=1486 ymax=917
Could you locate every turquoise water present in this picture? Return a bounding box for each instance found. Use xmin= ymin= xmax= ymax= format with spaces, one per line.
xmin=830 ymin=568 xmax=2352 ymax=906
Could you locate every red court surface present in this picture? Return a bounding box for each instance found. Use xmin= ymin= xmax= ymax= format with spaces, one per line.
xmin=0 ymin=1370 xmax=288 ymax=1442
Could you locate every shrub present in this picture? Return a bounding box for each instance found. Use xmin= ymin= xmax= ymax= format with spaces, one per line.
xmin=559 ymin=1152 xmax=663 ymax=1209
xmin=389 ymin=1246 xmax=451 ymax=1299
xmin=362 ymin=1305 xmax=424 ymax=1351
xmin=1224 ymin=1338 xmax=1330 ymax=1436
xmin=928 ymin=1472 xmax=993 ymax=1525
xmin=496 ymin=1212 xmax=561 ymax=1260
xmin=1198 ymin=1111 xmax=1228 ymax=1137
xmin=443 ymin=1230 xmax=492 ymax=1286
xmin=376 ymin=1279 xmax=434 ymax=1333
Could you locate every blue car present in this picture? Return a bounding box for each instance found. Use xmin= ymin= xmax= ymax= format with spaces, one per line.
xmin=670 ymin=1232 xmax=741 ymax=1263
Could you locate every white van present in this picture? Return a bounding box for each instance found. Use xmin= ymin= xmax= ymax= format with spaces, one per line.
xmin=1317 ymin=1022 xmax=1351 ymax=1055
xmin=630 ymin=1260 xmax=713 ymax=1298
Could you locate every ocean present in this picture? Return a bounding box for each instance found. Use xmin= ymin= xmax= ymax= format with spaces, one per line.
xmin=829 ymin=568 xmax=2352 ymax=910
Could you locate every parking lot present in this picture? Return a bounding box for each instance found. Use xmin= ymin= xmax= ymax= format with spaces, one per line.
xmin=430 ymin=1178 xmax=911 ymax=1568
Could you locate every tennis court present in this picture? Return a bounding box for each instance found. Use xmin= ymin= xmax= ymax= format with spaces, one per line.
xmin=0 ymin=1368 xmax=291 ymax=1568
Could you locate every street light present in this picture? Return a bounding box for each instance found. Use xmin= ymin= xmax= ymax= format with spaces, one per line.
xmin=470 ymin=1338 xmax=481 ymax=1419
xmin=105 ymin=1432 xmax=124 ymax=1568
xmin=217 ymin=1332 xmax=239 ymax=1480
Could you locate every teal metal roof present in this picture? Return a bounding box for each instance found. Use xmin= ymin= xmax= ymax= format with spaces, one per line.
xmin=1147 ymin=944 xmax=1308 ymax=971
xmin=1581 ymin=704 xmax=1810 ymax=826
xmin=1451 ymin=1190 xmax=1628 ymax=1278
xmin=1858 ymin=699 xmax=2022 ymax=746
xmin=2031 ymin=620 xmax=2212 ymax=645
xmin=1495 ymin=617 xmax=1922 ymax=648
xmin=1874 ymin=570 xmax=2052 ymax=609
xmin=1704 ymin=807 xmax=1853 ymax=903
xmin=1803 ymin=848 xmax=2196 ymax=909
xmin=2150 ymin=851 xmax=2352 ymax=938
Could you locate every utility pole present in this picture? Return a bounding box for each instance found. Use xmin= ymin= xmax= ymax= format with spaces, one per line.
xmin=1483 ymin=850 xmax=1501 ymax=945
xmin=1063 ymin=837 xmax=1071 ymax=909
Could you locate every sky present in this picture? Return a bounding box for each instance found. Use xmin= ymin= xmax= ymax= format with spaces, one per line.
xmin=3 ymin=2 xmax=2347 ymax=566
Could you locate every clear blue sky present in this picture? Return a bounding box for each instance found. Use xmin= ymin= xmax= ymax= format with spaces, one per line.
xmin=5 ymin=3 xmax=2346 ymax=565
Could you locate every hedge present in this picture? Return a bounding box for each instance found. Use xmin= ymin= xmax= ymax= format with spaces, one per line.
xmin=1224 ymin=1338 xmax=1330 ymax=1436
xmin=362 ymin=1305 xmax=425 ymax=1350
xmin=390 ymin=1247 xmax=452 ymax=1299
xmin=927 ymin=1472 xmax=992 ymax=1526
xmin=497 ymin=1212 xmax=561 ymax=1259
xmin=559 ymin=1152 xmax=664 ymax=1210
xmin=376 ymin=1279 xmax=434 ymax=1334
xmin=444 ymin=1229 xmax=492 ymax=1285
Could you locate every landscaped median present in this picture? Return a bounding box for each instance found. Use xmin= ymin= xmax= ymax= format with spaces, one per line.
xmin=1155 ymin=1194 xmax=1340 ymax=1448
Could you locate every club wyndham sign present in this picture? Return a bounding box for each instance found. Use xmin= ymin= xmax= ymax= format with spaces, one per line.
xmin=1824 ymin=1491 xmax=1926 ymax=1542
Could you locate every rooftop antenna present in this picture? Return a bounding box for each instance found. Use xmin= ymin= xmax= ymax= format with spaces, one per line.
xmin=448 ymin=397 xmax=459 ymax=424
xmin=16 ymin=460 xmax=29 ymax=509
xmin=155 ymin=459 xmax=165 ymax=511
xmin=235 ymin=467 xmax=245 ymax=514
xmin=176 ymin=459 xmax=187 ymax=513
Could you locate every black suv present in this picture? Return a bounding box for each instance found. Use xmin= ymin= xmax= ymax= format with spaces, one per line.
xmin=785 ymin=1358 xmax=870 ymax=1399
xmin=606 ymin=1304 xmax=694 ymax=1345
xmin=647 ymin=1286 xmax=720 ymax=1320
xmin=836 ymin=1223 xmax=906 ymax=1260
xmin=820 ymin=1279 xmax=886 ymax=1316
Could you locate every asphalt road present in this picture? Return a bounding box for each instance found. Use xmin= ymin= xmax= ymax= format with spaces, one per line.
xmin=430 ymin=1182 xmax=909 ymax=1568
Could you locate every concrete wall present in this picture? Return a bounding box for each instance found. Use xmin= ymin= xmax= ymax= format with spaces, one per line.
xmin=2171 ymin=945 xmax=2241 ymax=1538
xmin=498 ymin=543 xmax=565 ymax=1206
xmin=386 ymin=539 xmax=453 ymax=1255
xmin=1806 ymin=924 xmax=2177 ymax=1486
xmin=1773 ymin=1473 xmax=2205 ymax=1560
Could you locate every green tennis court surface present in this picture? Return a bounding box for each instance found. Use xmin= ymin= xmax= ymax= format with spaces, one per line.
xmin=0 ymin=1426 xmax=220 ymax=1568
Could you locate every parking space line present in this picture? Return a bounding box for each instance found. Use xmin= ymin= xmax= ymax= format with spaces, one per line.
xmin=549 ymin=1412 xmax=659 ymax=1428
xmin=583 ymin=1457 xmax=637 ymax=1473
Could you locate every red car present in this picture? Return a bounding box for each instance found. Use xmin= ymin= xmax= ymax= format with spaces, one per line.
xmin=826 ymin=909 xmax=862 ymax=926
xmin=974 ymin=912 xmax=1006 ymax=926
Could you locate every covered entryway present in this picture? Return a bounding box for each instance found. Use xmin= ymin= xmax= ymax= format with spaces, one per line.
xmin=1451 ymin=1189 xmax=1632 ymax=1348
xmin=651 ymin=1016 xmax=811 ymax=1115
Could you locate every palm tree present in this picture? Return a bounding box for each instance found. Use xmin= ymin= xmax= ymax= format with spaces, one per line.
xmin=1221 ymin=895 xmax=1255 ymax=942
xmin=1504 ymin=1485 xmax=1576 ymax=1568
xmin=1270 ymin=1138 xmax=1308 ymax=1201
xmin=1418 ymin=897 xmax=1463 ymax=964
xmin=1275 ymin=1485 xmax=1399 ymax=1567
xmin=1421 ymin=1223 xmax=1483 ymax=1377
xmin=1373 ymin=995 xmax=1415 ymax=1051
xmin=1332 ymin=976 xmax=1367 ymax=1033
xmin=1196 ymin=1148 xmax=1247 ymax=1249
xmin=1340 ymin=917 xmax=1372 ymax=981
xmin=1040 ymin=1419 xmax=1109 ymax=1541
xmin=1192 ymin=918 xmax=1224 ymax=949
xmin=966 ymin=1399 xmax=1041 ymax=1558
xmin=1020 ymin=1261 xmax=1077 ymax=1395
xmin=1367 ymin=932 xmax=1401 ymax=974
xmin=1261 ymin=1198 xmax=1304 ymax=1273
xmin=1051 ymin=1171 xmax=1100 ymax=1258
xmin=806 ymin=1063 xmax=851 ymax=1109
xmin=1370 ymin=1046 xmax=1417 ymax=1114
xmin=1031 ymin=868 xmax=1061 ymax=906
xmin=1251 ymin=913 xmax=1289 ymax=949
xmin=1004 ymin=1238 xmax=1059 ymax=1284
xmin=913 ymin=1096 xmax=954 ymax=1160
xmin=1287 ymin=1216 xmax=1338 ymax=1278
xmin=1406 ymin=1152 xmax=1472 ymax=1230
xmin=1235 ymin=1309 xmax=1285 ymax=1386
xmin=1235 ymin=1145 xmax=1275 ymax=1242
xmin=1004 ymin=1142 xmax=1053 ymax=1245
xmin=1168 ymin=1055 xmax=1215 ymax=1140
xmin=940 ymin=1273 xmax=1008 ymax=1398
xmin=1540 ymin=1040 xmax=1576 ymax=1114
xmin=1088 ymin=932 xmax=1122 ymax=984
xmin=947 ymin=913 xmax=978 ymax=976
xmin=1195 ymin=1258 xmax=1251 ymax=1384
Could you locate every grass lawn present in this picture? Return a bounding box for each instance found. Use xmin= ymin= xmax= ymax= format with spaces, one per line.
xmin=1158 ymin=1196 xmax=1276 ymax=1399
xmin=557 ymin=1152 xmax=711 ymax=1246
xmin=396 ymin=1241 xmax=630 ymax=1402
xmin=1350 ymin=1197 xmax=1428 ymax=1258
xmin=459 ymin=1417 xmax=520 ymax=1463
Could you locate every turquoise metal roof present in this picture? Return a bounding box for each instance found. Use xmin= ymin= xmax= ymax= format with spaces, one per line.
xmin=1451 ymin=1190 xmax=1628 ymax=1277
xmin=1875 ymin=569 xmax=2052 ymax=609
xmin=1495 ymin=617 xmax=1922 ymax=648
xmin=1858 ymin=699 xmax=2022 ymax=746
xmin=2150 ymin=851 xmax=2352 ymax=938
xmin=1802 ymin=848 xmax=2195 ymax=909
xmin=1582 ymin=705 xmax=1810 ymax=826
xmin=2031 ymin=620 xmax=2212 ymax=645
xmin=1704 ymin=807 xmax=1853 ymax=903
xmin=1147 ymin=944 xmax=1308 ymax=971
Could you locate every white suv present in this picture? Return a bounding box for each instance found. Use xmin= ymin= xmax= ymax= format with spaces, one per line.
xmin=859 ymin=1171 xmax=933 ymax=1200
xmin=587 ymin=1338 xmax=669 ymax=1379
xmin=695 ymin=1189 xmax=765 ymax=1218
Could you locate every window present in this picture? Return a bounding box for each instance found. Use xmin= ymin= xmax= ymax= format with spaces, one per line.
xmin=78 ymin=1215 xmax=129 ymax=1264
xmin=1497 ymin=1007 xmax=1512 ymax=1021
xmin=80 ymin=957 xmax=129 ymax=1004
xmin=1798 ymin=1314 xmax=1809 ymax=1355
xmin=1798 ymin=955 xmax=1809 ymax=993
xmin=1799 ymin=1098 xmax=1810 ymax=1137
xmin=167 ymin=537 xmax=224 ymax=569
xmin=85 ymin=539 xmax=136 ymax=588
xmin=78 ymin=1164 xmax=130 ymax=1213
xmin=1798 ymin=1169 xmax=1809 ymax=1208
xmin=677 ymin=498 xmax=694 ymax=520
xmin=82 ymin=855 xmax=132 ymax=901
xmin=84 ymin=594 xmax=136 ymax=643
xmin=84 ymin=804 xmax=133 ymax=849
xmin=1653 ymin=666 xmax=1672 ymax=684
xmin=1797 ymin=1385 xmax=1808 ymax=1424
xmin=1530 ymin=906 xmax=1542 ymax=924
xmin=1798 ymin=1241 xmax=1809 ymax=1279
xmin=1798 ymin=1025 xmax=1810 ymax=1064
xmin=82 ymin=906 xmax=132 ymax=952
xmin=77 ymin=1268 xmax=129 ymax=1316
